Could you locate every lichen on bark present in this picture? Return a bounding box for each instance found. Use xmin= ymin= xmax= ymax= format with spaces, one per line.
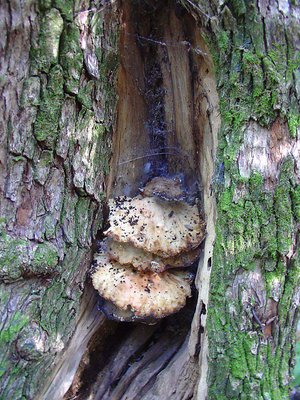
xmin=205 ymin=0 xmax=300 ymax=398
xmin=0 ymin=0 xmax=119 ymax=398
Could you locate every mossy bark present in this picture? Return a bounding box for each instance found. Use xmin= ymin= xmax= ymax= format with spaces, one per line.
xmin=0 ymin=1 xmax=299 ymax=399
xmin=200 ymin=1 xmax=300 ymax=398
xmin=0 ymin=1 xmax=118 ymax=398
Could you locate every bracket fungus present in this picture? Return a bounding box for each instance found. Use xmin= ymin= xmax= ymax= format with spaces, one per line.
xmin=140 ymin=176 xmax=188 ymax=202
xmin=107 ymin=238 xmax=202 ymax=273
xmin=105 ymin=196 xmax=205 ymax=258
xmin=92 ymin=252 xmax=193 ymax=319
xmin=92 ymin=177 xmax=206 ymax=322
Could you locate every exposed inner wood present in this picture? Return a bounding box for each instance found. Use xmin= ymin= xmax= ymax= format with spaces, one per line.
xmin=107 ymin=1 xmax=201 ymax=198
xmin=37 ymin=286 xmax=106 ymax=400
xmin=42 ymin=1 xmax=219 ymax=398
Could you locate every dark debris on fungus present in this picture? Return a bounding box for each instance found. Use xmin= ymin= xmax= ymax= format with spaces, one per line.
xmin=91 ymin=176 xmax=206 ymax=322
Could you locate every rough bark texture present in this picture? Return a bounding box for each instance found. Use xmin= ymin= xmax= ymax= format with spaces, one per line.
xmin=202 ymin=1 xmax=300 ymax=399
xmin=0 ymin=0 xmax=299 ymax=399
xmin=0 ymin=1 xmax=118 ymax=398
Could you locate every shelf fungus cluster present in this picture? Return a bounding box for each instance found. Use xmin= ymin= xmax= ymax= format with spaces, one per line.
xmin=92 ymin=177 xmax=206 ymax=322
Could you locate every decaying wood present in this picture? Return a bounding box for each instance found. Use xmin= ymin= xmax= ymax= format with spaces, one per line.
xmin=61 ymin=1 xmax=219 ymax=398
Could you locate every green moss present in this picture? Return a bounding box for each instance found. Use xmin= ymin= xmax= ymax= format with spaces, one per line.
xmin=0 ymin=312 xmax=29 ymax=344
xmin=38 ymin=0 xmax=52 ymax=11
xmin=35 ymin=8 xmax=64 ymax=72
xmin=262 ymin=58 xmax=281 ymax=88
xmin=268 ymin=43 xmax=288 ymax=78
xmin=31 ymin=243 xmax=59 ymax=275
xmin=278 ymin=255 xmax=300 ymax=323
xmin=0 ymin=223 xmax=59 ymax=280
xmin=259 ymin=194 xmax=277 ymax=260
xmin=0 ymin=229 xmax=29 ymax=281
xmin=243 ymin=51 xmax=259 ymax=66
xmin=249 ymin=172 xmax=263 ymax=195
xmin=34 ymin=65 xmax=64 ymax=148
xmin=229 ymin=335 xmax=248 ymax=379
xmin=75 ymin=197 xmax=91 ymax=247
xmin=77 ymin=81 xmax=94 ymax=109
xmin=216 ymin=185 xmax=262 ymax=268
xmin=293 ymin=341 xmax=300 ymax=386
xmin=274 ymin=184 xmax=293 ymax=256
xmin=59 ymin=23 xmax=83 ymax=94
xmin=213 ymin=122 xmax=298 ymax=397
xmin=291 ymin=185 xmax=300 ymax=222
xmin=219 ymin=188 xmax=233 ymax=212
xmin=211 ymin=17 xmax=298 ymax=178
xmin=287 ymin=112 xmax=300 ymax=138
xmin=254 ymin=90 xmax=277 ymax=125
xmin=243 ymin=334 xmax=259 ymax=376
xmin=53 ymin=0 xmax=73 ymax=21
xmin=208 ymin=157 xmax=297 ymax=398
xmin=230 ymin=0 xmax=246 ymax=17
xmin=217 ymin=30 xmax=230 ymax=53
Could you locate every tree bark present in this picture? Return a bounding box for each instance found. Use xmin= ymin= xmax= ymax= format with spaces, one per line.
xmin=0 ymin=1 xmax=117 ymax=398
xmin=0 ymin=1 xmax=299 ymax=400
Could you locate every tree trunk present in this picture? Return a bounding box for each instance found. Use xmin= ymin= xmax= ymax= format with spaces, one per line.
xmin=0 ymin=1 xmax=299 ymax=399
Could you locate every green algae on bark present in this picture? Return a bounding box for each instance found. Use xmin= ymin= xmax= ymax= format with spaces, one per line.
xmin=34 ymin=8 xmax=64 ymax=73
xmin=0 ymin=0 xmax=119 ymax=397
xmin=34 ymin=65 xmax=64 ymax=148
xmin=204 ymin=1 xmax=300 ymax=398
xmin=59 ymin=23 xmax=83 ymax=94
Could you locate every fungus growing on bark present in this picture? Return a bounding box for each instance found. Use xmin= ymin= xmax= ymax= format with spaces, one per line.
xmin=105 ymin=196 xmax=205 ymax=258
xmin=92 ymin=252 xmax=193 ymax=319
xmin=140 ymin=176 xmax=187 ymax=202
xmin=91 ymin=176 xmax=205 ymax=321
xmin=107 ymin=238 xmax=201 ymax=273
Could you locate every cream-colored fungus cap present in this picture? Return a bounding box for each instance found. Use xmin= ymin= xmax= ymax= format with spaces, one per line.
xmin=140 ymin=176 xmax=187 ymax=202
xmin=107 ymin=238 xmax=201 ymax=273
xmin=105 ymin=196 xmax=205 ymax=258
xmin=92 ymin=252 xmax=193 ymax=319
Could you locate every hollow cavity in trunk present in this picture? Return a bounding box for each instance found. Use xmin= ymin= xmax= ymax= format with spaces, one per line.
xmin=42 ymin=2 xmax=219 ymax=398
